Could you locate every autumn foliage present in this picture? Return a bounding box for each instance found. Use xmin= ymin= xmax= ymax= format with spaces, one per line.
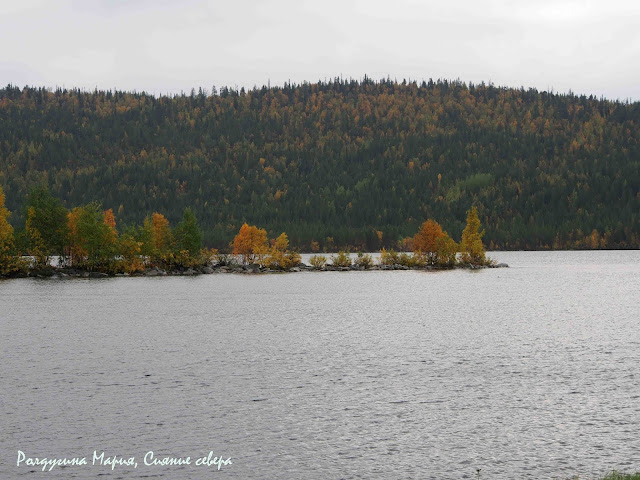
xmin=232 ymin=224 xmax=300 ymax=269
xmin=232 ymin=223 xmax=268 ymax=264
xmin=151 ymin=212 xmax=172 ymax=261
xmin=263 ymin=232 xmax=301 ymax=270
xmin=66 ymin=203 xmax=119 ymax=270
xmin=66 ymin=207 xmax=89 ymax=267
xmin=413 ymin=219 xmax=459 ymax=267
xmin=459 ymin=206 xmax=487 ymax=266
xmin=63 ymin=202 xmax=209 ymax=273
xmin=0 ymin=183 xmax=494 ymax=276
xmin=1 ymin=82 xmax=638 ymax=251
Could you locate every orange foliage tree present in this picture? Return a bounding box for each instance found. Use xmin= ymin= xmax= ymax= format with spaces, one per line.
xmin=103 ymin=208 xmax=118 ymax=250
xmin=66 ymin=208 xmax=88 ymax=266
xmin=414 ymin=219 xmax=445 ymax=255
xmin=413 ymin=219 xmax=458 ymax=266
xmin=232 ymin=223 xmax=268 ymax=264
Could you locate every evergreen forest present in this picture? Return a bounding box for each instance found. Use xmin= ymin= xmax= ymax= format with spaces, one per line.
xmin=0 ymin=78 xmax=638 ymax=250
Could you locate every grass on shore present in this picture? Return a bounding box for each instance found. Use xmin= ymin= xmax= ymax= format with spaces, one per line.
xmin=602 ymin=473 xmax=640 ymax=480
xmin=560 ymin=473 xmax=640 ymax=480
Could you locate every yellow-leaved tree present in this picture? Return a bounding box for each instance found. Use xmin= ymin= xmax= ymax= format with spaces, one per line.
xmin=264 ymin=232 xmax=301 ymax=270
xmin=118 ymin=233 xmax=144 ymax=273
xmin=459 ymin=206 xmax=486 ymax=266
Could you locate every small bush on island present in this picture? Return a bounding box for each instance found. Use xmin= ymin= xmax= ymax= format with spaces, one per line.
xmin=263 ymin=233 xmax=301 ymax=270
xmin=379 ymin=249 xmax=422 ymax=268
xmin=354 ymin=252 xmax=374 ymax=269
xmin=379 ymin=248 xmax=399 ymax=265
xmin=397 ymin=252 xmax=417 ymax=267
xmin=330 ymin=251 xmax=352 ymax=268
xmin=309 ymin=255 xmax=327 ymax=269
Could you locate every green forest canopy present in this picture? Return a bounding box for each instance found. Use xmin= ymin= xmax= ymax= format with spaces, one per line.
xmin=0 ymin=77 xmax=638 ymax=250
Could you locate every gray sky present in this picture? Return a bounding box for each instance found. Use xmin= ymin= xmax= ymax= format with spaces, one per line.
xmin=1 ymin=0 xmax=639 ymax=101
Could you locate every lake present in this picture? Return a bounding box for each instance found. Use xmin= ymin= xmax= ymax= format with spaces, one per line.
xmin=1 ymin=251 xmax=639 ymax=479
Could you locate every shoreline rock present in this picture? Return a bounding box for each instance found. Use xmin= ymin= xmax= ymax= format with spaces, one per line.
xmin=1 ymin=261 xmax=509 ymax=279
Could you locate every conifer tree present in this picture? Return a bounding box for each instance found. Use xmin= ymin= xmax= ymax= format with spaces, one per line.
xmin=174 ymin=208 xmax=202 ymax=256
xmin=24 ymin=186 xmax=68 ymax=263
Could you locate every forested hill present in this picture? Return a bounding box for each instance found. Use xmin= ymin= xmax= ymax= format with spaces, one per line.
xmin=0 ymin=79 xmax=638 ymax=250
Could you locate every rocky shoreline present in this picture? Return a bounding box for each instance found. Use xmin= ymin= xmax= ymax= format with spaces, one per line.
xmin=4 ymin=262 xmax=509 ymax=279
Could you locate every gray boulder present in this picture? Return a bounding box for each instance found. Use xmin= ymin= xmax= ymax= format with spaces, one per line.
xmin=88 ymin=271 xmax=109 ymax=278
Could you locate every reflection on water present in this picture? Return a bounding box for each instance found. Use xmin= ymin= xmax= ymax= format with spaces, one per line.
xmin=1 ymin=251 xmax=639 ymax=479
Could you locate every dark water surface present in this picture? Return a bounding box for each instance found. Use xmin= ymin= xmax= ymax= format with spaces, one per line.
xmin=1 ymin=251 xmax=639 ymax=479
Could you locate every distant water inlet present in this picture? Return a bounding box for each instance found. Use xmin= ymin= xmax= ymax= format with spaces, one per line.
xmin=1 ymin=251 xmax=639 ymax=479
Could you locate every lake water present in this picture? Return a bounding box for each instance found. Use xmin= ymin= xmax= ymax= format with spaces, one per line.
xmin=1 ymin=251 xmax=639 ymax=479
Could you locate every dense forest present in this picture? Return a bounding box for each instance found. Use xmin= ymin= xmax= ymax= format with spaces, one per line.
xmin=0 ymin=78 xmax=638 ymax=250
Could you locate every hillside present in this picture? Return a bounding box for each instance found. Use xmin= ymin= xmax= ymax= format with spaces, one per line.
xmin=0 ymin=79 xmax=638 ymax=250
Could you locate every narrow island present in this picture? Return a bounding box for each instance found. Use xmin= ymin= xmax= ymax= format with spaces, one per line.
xmin=0 ymin=186 xmax=506 ymax=278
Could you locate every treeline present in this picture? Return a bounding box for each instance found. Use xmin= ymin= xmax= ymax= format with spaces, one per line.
xmin=0 ymin=78 xmax=638 ymax=250
xmin=0 ymin=184 xmax=489 ymax=276
xmin=1 ymin=186 xmax=209 ymax=275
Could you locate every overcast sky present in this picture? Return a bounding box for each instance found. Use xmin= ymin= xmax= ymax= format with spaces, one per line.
xmin=1 ymin=0 xmax=639 ymax=101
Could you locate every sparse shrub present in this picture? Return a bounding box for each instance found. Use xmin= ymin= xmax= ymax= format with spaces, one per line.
xmin=397 ymin=252 xmax=416 ymax=267
xmin=354 ymin=252 xmax=374 ymax=269
xmin=435 ymin=235 xmax=458 ymax=267
xmin=411 ymin=252 xmax=427 ymax=267
xmin=379 ymin=248 xmax=399 ymax=265
xmin=309 ymin=255 xmax=327 ymax=269
xmin=330 ymin=251 xmax=352 ymax=267
xmin=262 ymin=233 xmax=300 ymax=270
